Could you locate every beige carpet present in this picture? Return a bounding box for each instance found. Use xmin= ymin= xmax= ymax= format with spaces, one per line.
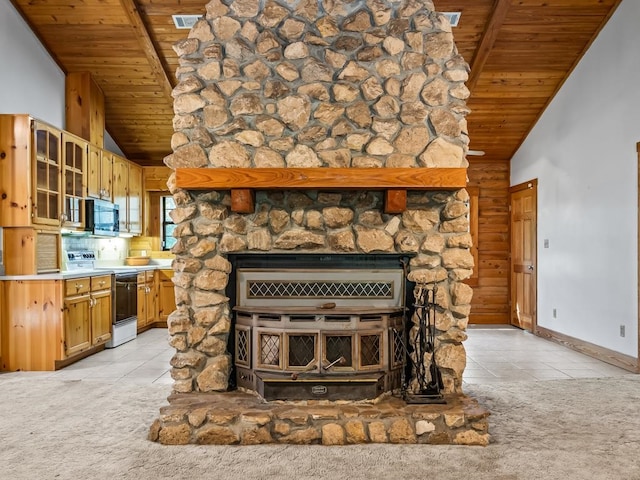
xmin=1 ymin=374 xmax=639 ymax=480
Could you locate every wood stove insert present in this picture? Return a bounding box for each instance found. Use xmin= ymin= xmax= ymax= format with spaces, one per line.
xmin=227 ymin=254 xmax=413 ymax=401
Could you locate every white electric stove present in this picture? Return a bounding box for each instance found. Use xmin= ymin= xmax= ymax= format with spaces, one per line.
xmin=65 ymin=250 xmax=138 ymax=348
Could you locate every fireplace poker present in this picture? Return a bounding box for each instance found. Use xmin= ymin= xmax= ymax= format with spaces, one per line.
xmin=290 ymin=356 xmax=346 ymax=380
xmin=322 ymin=356 xmax=346 ymax=371
xmin=410 ymin=284 xmax=445 ymax=403
xmin=398 ymin=257 xmax=413 ymax=398
xmin=290 ymin=360 xmax=318 ymax=380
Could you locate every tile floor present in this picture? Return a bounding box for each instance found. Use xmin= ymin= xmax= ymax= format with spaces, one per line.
xmin=464 ymin=325 xmax=633 ymax=384
xmin=0 ymin=325 xmax=633 ymax=385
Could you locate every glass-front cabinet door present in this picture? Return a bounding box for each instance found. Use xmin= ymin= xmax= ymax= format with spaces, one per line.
xmin=61 ymin=132 xmax=87 ymax=228
xmin=33 ymin=121 xmax=62 ymax=226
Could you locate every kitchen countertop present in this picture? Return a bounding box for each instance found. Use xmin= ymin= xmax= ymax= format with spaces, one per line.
xmin=0 ymin=263 xmax=174 ymax=281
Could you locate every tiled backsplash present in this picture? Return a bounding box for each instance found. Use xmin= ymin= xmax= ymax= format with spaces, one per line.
xmin=62 ymin=235 xmax=174 ymax=269
xmin=62 ymin=236 xmax=130 ymax=267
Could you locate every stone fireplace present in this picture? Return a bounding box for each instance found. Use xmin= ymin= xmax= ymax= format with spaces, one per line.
xmin=150 ymin=0 xmax=489 ymax=446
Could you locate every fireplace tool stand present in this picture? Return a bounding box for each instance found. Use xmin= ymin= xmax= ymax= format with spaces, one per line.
xmin=402 ymin=283 xmax=446 ymax=404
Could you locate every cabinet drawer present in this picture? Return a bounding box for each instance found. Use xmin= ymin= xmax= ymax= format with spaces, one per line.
xmin=65 ymin=277 xmax=90 ymax=296
xmin=158 ymin=269 xmax=173 ymax=281
xmin=137 ymin=270 xmax=154 ymax=283
xmin=91 ymin=275 xmax=112 ymax=291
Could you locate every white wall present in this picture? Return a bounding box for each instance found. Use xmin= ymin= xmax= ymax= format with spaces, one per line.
xmin=0 ymin=2 xmax=66 ymax=125
xmin=0 ymin=2 xmax=124 ymax=155
xmin=511 ymin=0 xmax=639 ymax=357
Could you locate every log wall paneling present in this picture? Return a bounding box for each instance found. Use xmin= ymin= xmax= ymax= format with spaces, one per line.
xmin=467 ymin=159 xmax=510 ymax=324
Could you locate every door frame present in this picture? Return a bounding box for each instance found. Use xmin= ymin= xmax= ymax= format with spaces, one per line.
xmin=509 ymin=179 xmax=538 ymax=332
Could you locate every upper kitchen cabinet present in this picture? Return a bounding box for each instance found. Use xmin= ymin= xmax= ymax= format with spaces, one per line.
xmin=61 ymin=132 xmax=87 ymax=228
xmin=0 ymin=115 xmax=89 ymax=230
xmin=0 ymin=114 xmax=62 ymax=227
xmin=87 ymin=145 xmax=112 ymax=201
xmin=113 ymin=154 xmax=142 ymax=235
xmin=128 ymin=162 xmax=142 ymax=235
xmin=65 ymin=72 xmax=105 ymax=149
xmin=113 ymin=154 xmax=127 ymax=232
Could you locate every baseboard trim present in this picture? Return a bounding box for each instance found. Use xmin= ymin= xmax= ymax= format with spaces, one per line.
xmin=535 ymin=325 xmax=639 ymax=373
xmin=55 ymin=344 xmax=105 ymax=370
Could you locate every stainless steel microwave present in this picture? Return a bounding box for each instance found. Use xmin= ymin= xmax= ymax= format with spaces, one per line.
xmin=85 ymin=199 xmax=120 ymax=237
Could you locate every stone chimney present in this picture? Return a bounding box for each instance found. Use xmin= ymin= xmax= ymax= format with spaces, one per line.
xmin=164 ymin=0 xmax=473 ymax=398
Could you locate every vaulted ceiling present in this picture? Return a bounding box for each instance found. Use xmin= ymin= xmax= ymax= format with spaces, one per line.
xmin=11 ymin=0 xmax=621 ymax=166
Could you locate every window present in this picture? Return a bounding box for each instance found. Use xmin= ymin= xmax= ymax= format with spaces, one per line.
xmin=161 ymin=196 xmax=177 ymax=250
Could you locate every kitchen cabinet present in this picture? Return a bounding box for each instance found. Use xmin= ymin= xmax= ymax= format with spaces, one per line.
xmin=1 ymin=279 xmax=65 ymax=371
xmin=0 ymin=115 xmax=62 ymax=227
xmin=87 ymin=144 xmax=112 ymax=201
xmin=2 ymin=228 xmax=60 ymax=275
xmin=137 ymin=270 xmax=157 ymax=332
xmin=61 ymin=132 xmax=87 ymax=228
xmin=128 ymin=162 xmax=142 ymax=235
xmin=63 ymin=281 xmax=92 ymax=357
xmin=90 ymin=275 xmax=113 ymax=345
xmin=63 ymin=275 xmax=112 ymax=356
xmin=33 ymin=121 xmax=63 ymax=226
xmin=0 ymin=115 xmax=91 ymax=274
xmin=157 ymin=269 xmax=176 ymax=323
xmin=113 ymin=155 xmax=142 ymax=235
xmin=0 ymin=279 xmax=5 ymax=369
xmin=113 ymin=154 xmax=128 ymax=232
xmin=0 ymin=274 xmax=113 ymax=371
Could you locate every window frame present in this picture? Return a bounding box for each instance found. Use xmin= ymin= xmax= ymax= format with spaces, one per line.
xmin=161 ymin=195 xmax=176 ymax=251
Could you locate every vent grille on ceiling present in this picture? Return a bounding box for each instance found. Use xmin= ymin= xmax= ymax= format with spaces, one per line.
xmin=442 ymin=12 xmax=461 ymax=27
xmin=172 ymin=15 xmax=202 ymax=29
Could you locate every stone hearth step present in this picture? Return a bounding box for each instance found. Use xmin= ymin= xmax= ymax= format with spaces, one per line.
xmin=149 ymin=391 xmax=490 ymax=446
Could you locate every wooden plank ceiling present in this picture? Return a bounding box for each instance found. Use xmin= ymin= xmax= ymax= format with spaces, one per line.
xmin=11 ymin=0 xmax=621 ymax=166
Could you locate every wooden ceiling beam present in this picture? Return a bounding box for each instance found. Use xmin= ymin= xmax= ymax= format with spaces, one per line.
xmin=466 ymin=0 xmax=511 ymax=93
xmin=118 ymin=0 xmax=174 ymax=103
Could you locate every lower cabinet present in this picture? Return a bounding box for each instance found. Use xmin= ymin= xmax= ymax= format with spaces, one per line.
xmin=0 ymin=275 xmax=112 ymax=371
xmin=63 ymin=292 xmax=92 ymax=357
xmin=90 ymin=275 xmax=113 ymax=345
xmin=158 ymin=269 xmax=176 ymax=323
xmin=137 ymin=271 xmax=157 ymax=332
xmin=63 ymin=275 xmax=112 ymax=356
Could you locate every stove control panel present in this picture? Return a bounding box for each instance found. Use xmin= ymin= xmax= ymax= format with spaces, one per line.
xmin=65 ymin=250 xmax=97 ymax=270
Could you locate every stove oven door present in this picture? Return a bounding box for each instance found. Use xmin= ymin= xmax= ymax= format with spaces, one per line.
xmin=114 ymin=273 xmax=138 ymax=324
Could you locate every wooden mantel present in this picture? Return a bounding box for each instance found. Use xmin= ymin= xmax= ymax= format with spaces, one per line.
xmin=175 ymin=167 xmax=467 ymax=213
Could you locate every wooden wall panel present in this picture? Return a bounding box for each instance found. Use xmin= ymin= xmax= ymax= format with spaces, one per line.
xmin=468 ymin=159 xmax=510 ymax=324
